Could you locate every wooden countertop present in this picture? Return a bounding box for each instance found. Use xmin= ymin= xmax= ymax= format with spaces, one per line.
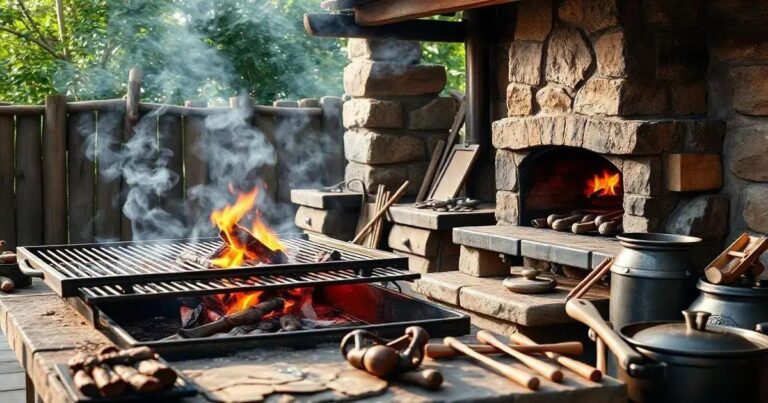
xmin=0 ymin=280 xmax=626 ymax=402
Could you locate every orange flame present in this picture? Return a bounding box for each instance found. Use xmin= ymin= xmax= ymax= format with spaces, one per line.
xmin=585 ymin=171 xmax=621 ymax=197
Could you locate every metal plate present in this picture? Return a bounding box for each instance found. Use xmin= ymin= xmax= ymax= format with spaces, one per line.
xmin=17 ymin=233 xmax=407 ymax=297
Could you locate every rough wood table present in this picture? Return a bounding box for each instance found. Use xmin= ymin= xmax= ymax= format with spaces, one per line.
xmin=0 ymin=281 xmax=627 ymax=402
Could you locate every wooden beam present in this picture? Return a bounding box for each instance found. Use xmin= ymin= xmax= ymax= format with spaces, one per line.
xmin=354 ymin=0 xmax=518 ymax=26
xmin=304 ymin=13 xmax=465 ymax=42
xmin=320 ymin=0 xmax=376 ymax=11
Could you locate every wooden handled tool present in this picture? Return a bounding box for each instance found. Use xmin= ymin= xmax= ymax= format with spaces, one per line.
xmin=91 ymin=364 xmax=127 ymax=397
xmin=426 ymin=341 xmax=583 ymax=359
xmin=352 ymin=181 xmax=409 ymax=244
xmin=565 ymin=257 xmax=612 ymax=302
xmin=477 ymin=331 xmax=563 ymax=382
xmin=397 ymin=369 xmax=443 ymax=390
xmin=508 ymin=333 xmax=602 ymax=382
xmin=443 ymin=337 xmax=539 ymax=390
xmin=73 ymin=369 xmax=100 ymax=397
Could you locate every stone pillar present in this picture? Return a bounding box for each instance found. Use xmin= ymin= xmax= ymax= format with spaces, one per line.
xmin=342 ymin=39 xmax=455 ymax=196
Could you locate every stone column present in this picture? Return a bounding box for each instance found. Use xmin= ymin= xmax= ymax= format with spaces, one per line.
xmin=342 ymin=39 xmax=456 ymax=196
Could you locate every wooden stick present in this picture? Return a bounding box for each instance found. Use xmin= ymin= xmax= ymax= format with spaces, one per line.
xmin=137 ymin=360 xmax=177 ymax=388
xmin=531 ymin=218 xmax=549 ymax=228
xmin=508 ymin=333 xmax=601 ymax=382
xmin=477 ymin=331 xmax=563 ymax=382
xmin=565 ymin=257 xmax=613 ymax=302
xmin=91 ymin=364 xmax=127 ymax=397
xmin=73 ymin=369 xmax=100 ymax=397
xmin=397 ymin=369 xmax=443 ymax=390
xmin=0 ymin=277 xmax=14 ymax=292
xmin=416 ymin=140 xmax=446 ymax=203
xmin=177 ymin=298 xmax=284 ymax=338
xmin=113 ymin=365 xmax=163 ymax=393
xmin=426 ymin=341 xmax=583 ymax=359
xmin=351 ymin=181 xmax=409 ymax=244
xmin=595 ymin=211 xmax=623 ymax=226
xmin=552 ymin=214 xmax=585 ymax=232
xmin=547 ymin=213 xmax=571 ymax=227
xmin=369 ymin=186 xmax=385 ymax=248
xmin=443 ymin=337 xmax=539 ymax=390
xmin=373 ymin=190 xmax=390 ymax=248
xmin=598 ymin=220 xmax=622 ymax=235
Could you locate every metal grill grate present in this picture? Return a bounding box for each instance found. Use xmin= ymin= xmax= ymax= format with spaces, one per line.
xmin=17 ymin=234 xmax=409 ymax=297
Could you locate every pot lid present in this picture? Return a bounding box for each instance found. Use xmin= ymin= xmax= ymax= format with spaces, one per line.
xmin=624 ymin=310 xmax=768 ymax=356
xmin=697 ymin=278 xmax=768 ymax=298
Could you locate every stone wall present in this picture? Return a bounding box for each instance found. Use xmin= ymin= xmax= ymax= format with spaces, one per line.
xmin=493 ymin=0 xmax=729 ymax=249
xmin=706 ymin=1 xmax=768 ymax=266
xmin=342 ymin=39 xmax=457 ymax=196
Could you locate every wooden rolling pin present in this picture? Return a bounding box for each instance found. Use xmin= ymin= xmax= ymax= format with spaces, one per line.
xmin=426 ymin=341 xmax=583 ymax=359
xmin=508 ymin=333 xmax=602 ymax=382
xmin=477 ymin=331 xmax=563 ymax=382
xmin=552 ymin=214 xmax=585 ymax=231
xmin=443 ymin=337 xmax=539 ymax=390
xmin=397 ymin=369 xmax=443 ymax=390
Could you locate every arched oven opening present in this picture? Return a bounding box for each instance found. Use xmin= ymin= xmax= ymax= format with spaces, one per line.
xmin=519 ymin=147 xmax=623 ymax=236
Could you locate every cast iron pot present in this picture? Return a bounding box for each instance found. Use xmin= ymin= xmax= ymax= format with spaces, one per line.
xmin=610 ymin=233 xmax=702 ymax=329
xmin=689 ymin=278 xmax=768 ymax=332
xmin=567 ymin=299 xmax=768 ymax=403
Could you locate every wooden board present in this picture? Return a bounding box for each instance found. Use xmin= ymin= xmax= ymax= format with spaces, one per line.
xmin=667 ymin=153 xmax=722 ymax=192
xmin=95 ymin=112 xmax=123 ymax=241
xmin=158 ymin=114 xmax=184 ymax=218
xmin=429 ymin=144 xmax=480 ymax=201
xmin=705 ymin=233 xmax=768 ymax=284
xmin=354 ymin=0 xmax=518 ymax=25
xmin=67 ymin=112 xmax=96 ymax=244
xmin=182 ymin=101 xmax=208 ymax=221
xmin=43 ymin=95 xmax=68 ymax=244
xmin=0 ymin=116 xmax=16 ymax=248
xmin=15 ymin=116 xmax=43 ymax=246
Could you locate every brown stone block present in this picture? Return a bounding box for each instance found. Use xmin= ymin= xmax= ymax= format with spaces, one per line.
xmin=347 ymin=38 xmax=421 ymax=64
xmin=508 ymin=41 xmax=543 ymax=86
xmin=682 ymin=119 xmax=724 ymax=153
xmin=545 ymin=28 xmax=592 ymax=88
xmin=623 ymin=194 xmax=676 ymax=218
xmin=515 ymin=0 xmax=552 ymax=41
xmin=744 ymin=184 xmax=768 ymax=234
xmin=343 ymin=129 xmax=424 ymax=164
xmin=342 ymin=98 xmax=402 ymax=129
xmin=506 ymin=84 xmax=534 ymax=116
xmin=388 ymin=224 xmax=439 ymax=257
xmin=710 ymin=33 xmax=768 ymax=63
xmin=345 ymin=162 xmax=421 ymax=195
xmin=495 ymin=191 xmax=520 ymax=225
xmin=411 ymin=271 xmax=496 ymax=306
xmin=459 ymin=245 xmax=509 ymax=277
xmin=656 ymin=32 xmax=707 ymax=81
xmin=582 ymin=118 xmax=681 ymax=155
xmin=623 ymin=214 xmax=660 ymax=233
xmin=495 ymin=150 xmax=518 ymax=191
xmin=622 ymin=156 xmax=663 ymax=196
xmin=536 ymin=85 xmax=572 ymax=114
xmin=667 ymin=154 xmax=722 ymax=192
xmin=407 ymin=97 xmax=457 ymax=130
xmin=558 ymin=0 xmax=621 ymax=33
xmin=344 ymin=61 xmax=446 ymax=97
xmin=294 ymin=206 xmax=358 ymax=240
xmin=730 ymin=122 xmax=768 ymax=181
xmin=594 ymin=30 xmax=627 ymax=78
xmin=670 ymin=82 xmax=707 ymax=116
xmin=574 ymin=78 xmax=668 ymax=116
xmin=396 ymin=251 xmax=439 ymax=273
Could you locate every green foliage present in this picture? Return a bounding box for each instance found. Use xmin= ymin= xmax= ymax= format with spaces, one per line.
xmin=0 ymin=0 xmax=465 ymax=104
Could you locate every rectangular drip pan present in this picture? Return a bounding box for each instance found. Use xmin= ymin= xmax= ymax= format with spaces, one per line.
xmin=72 ymin=283 xmax=469 ymax=360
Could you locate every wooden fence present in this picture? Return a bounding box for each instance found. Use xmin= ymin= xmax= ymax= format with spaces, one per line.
xmin=0 ymin=76 xmax=343 ymax=248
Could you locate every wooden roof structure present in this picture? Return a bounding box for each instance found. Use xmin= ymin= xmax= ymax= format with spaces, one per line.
xmin=321 ymin=0 xmax=519 ymax=25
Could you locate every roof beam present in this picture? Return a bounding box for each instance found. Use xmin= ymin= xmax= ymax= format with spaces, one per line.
xmin=354 ymin=0 xmax=518 ymax=26
xmin=304 ymin=13 xmax=466 ymax=42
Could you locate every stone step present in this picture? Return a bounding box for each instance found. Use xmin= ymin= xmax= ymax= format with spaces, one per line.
xmin=412 ymin=271 xmax=608 ymax=328
xmin=389 ymin=204 xmax=496 ymax=231
xmin=290 ymin=189 xmax=363 ymax=210
xmin=453 ymin=225 xmax=621 ymax=270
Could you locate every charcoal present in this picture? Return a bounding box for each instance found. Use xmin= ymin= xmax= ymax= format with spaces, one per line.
xmin=279 ymin=315 xmax=302 ymax=332
xmin=180 ymin=303 xmax=205 ymax=329
xmin=313 ymin=249 xmax=341 ymax=263
xmin=228 ymin=325 xmax=256 ymax=336
xmin=256 ymin=319 xmax=280 ymax=333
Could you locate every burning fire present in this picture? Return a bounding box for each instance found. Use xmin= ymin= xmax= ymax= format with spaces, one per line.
xmin=209 ymin=187 xmax=284 ymax=268
xmin=585 ymin=170 xmax=621 ymax=197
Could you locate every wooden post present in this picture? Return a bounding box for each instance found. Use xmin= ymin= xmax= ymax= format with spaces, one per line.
xmin=67 ymin=111 xmax=96 ymax=243
xmin=158 ymin=113 xmax=184 ymax=218
xmin=273 ymin=100 xmax=299 ymax=206
xmin=15 ymin=115 xmax=43 ymax=246
xmin=320 ymin=96 xmax=344 ymax=184
xmin=183 ymin=100 xmax=208 ymax=220
xmin=121 ymin=68 xmax=142 ymax=241
xmin=95 ymin=112 xmax=123 ymax=241
xmin=253 ymin=106 xmax=278 ymax=203
xmin=0 ymin=115 xmax=16 ymax=248
xmin=43 ymin=95 xmax=68 ymax=244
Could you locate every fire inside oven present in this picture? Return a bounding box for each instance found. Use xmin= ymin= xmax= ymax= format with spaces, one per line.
xmin=518 ymin=147 xmax=623 ymax=234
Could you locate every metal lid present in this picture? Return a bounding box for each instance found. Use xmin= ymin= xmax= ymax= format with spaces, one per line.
xmin=503 ymin=270 xmax=557 ymax=294
xmin=697 ymin=278 xmax=768 ymax=298
xmin=617 ymin=233 xmax=701 ymax=248
xmin=624 ymin=310 xmax=768 ymax=357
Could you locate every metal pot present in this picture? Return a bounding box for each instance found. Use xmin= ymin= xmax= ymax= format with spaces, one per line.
xmin=689 ymin=278 xmax=768 ymax=331
xmin=568 ymin=299 xmax=768 ymax=403
xmin=610 ymin=233 xmax=702 ymax=329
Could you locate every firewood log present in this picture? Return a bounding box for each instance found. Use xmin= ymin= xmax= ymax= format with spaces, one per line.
xmin=0 ymin=276 xmax=15 ymax=292
xmin=215 ymin=224 xmax=288 ymax=265
xmin=137 ymin=360 xmax=177 ymax=388
xmin=552 ymin=215 xmax=585 ymax=231
xmin=598 ymin=220 xmax=622 ymax=235
xmin=91 ymin=364 xmax=127 ymax=397
xmin=572 ymin=221 xmax=597 ymax=234
xmin=595 ymin=211 xmax=623 ymax=226
xmin=113 ymin=365 xmax=163 ymax=393
xmin=177 ymin=298 xmax=285 ymax=338
xmin=547 ymin=213 xmax=571 ymax=227
xmin=531 ymin=218 xmax=549 ymax=228
xmin=0 ymin=252 xmax=16 ymax=264
xmin=98 ymin=347 xmax=156 ymax=366
xmin=73 ymin=369 xmax=100 ymax=397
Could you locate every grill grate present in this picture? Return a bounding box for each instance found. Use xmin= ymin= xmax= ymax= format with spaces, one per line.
xmin=17 ymin=234 xmax=409 ymax=298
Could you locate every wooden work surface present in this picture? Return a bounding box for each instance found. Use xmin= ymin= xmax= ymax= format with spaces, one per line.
xmin=0 ymin=280 xmax=627 ymax=403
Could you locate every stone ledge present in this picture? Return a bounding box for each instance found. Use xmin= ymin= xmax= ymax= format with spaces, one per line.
xmin=388 ymin=204 xmax=496 ymax=230
xmin=453 ymin=225 xmax=621 ymax=269
xmin=412 ymin=272 xmax=608 ymax=327
xmin=290 ymin=189 xmax=363 ymax=210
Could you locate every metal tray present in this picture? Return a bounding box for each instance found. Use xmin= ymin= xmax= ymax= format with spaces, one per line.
xmin=54 ymin=363 xmax=197 ymax=402
xmin=17 ymin=233 xmax=407 ymax=297
xmin=74 ymin=283 xmax=470 ymax=360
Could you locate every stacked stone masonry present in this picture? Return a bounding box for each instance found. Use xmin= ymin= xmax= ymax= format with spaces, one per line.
xmin=342 ymin=39 xmax=457 ymax=196
xmin=493 ymin=0 xmax=736 ymax=252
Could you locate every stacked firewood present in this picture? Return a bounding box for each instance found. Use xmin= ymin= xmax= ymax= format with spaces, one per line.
xmin=531 ymin=211 xmax=623 ymax=236
xmin=68 ymin=346 xmax=178 ymax=398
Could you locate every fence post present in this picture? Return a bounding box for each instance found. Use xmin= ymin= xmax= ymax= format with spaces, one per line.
xmin=121 ymin=67 xmax=142 ymax=241
xmin=43 ymin=95 xmax=68 ymax=244
xmin=15 ymin=115 xmax=43 ymax=246
xmin=0 ymin=115 xmax=15 ymax=248
xmin=67 ymin=111 xmax=96 ymax=243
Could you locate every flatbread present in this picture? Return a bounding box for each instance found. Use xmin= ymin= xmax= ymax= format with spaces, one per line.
xmin=327 ymin=369 xmax=388 ymax=398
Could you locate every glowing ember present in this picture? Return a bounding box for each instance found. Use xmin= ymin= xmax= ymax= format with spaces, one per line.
xmin=585 ymin=171 xmax=621 ymax=197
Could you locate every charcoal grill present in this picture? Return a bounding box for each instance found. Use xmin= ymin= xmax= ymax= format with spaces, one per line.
xmin=17 ymin=233 xmax=407 ymax=297
xmin=19 ymin=233 xmax=469 ymax=357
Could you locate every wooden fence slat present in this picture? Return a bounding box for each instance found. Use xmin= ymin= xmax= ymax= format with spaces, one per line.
xmin=273 ymin=100 xmax=300 ymax=205
xmin=320 ymin=96 xmax=345 ymax=184
xmin=15 ymin=116 xmax=43 ymax=246
xmin=183 ymin=101 xmax=208 ymax=220
xmin=67 ymin=112 xmax=96 ymax=243
xmin=0 ymin=116 xmax=16 ymax=248
xmin=158 ymin=113 xmax=184 ymax=218
xmin=43 ymin=95 xmax=68 ymax=244
xmin=95 ymin=112 xmax=123 ymax=241
xmin=254 ymin=112 xmax=277 ymax=203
